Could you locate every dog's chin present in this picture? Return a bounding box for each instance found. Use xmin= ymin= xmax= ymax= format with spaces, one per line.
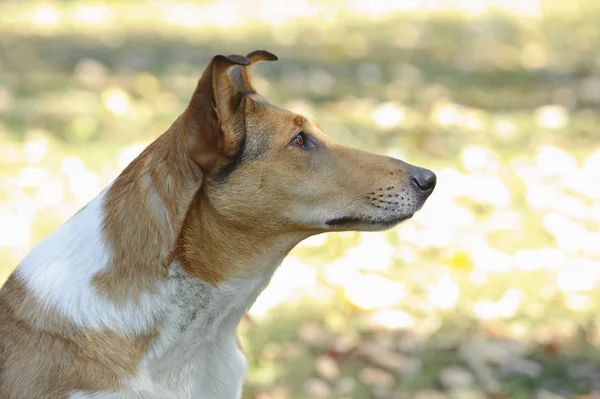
xmin=325 ymin=214 xmax=414 ymax=232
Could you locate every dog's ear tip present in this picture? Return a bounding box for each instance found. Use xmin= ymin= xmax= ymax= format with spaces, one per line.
xmin=215 ymin=54 xmax=251 ymax=66
xmin=247 ymin=50 xmax=278 ymax=62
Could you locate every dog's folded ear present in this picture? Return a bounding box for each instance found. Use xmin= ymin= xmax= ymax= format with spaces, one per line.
xmin=183 ymin=54 xmax=251 ymax=173
xmin=229 ymin=50 xmax=278 ymax=93
xmin=183 ymin=50 xmax=278 ymax=174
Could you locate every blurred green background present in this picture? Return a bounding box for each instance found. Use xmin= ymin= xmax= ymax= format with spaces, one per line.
xmin=1 ymin=1 xmax=600 ymax=398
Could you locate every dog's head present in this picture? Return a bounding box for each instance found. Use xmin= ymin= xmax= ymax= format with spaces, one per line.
xmin=182 ymin=50 xmax=435 ymax=236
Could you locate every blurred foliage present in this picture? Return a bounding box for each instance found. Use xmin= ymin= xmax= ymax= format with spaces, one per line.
xmin=1 ymin=1 xmax=600 ymax=398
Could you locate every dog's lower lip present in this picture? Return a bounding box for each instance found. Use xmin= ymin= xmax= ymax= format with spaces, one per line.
xmin=382 ymin=214 xmax=413 ymax=225
xmin=326 ymin=214 xmax=413 ymax=226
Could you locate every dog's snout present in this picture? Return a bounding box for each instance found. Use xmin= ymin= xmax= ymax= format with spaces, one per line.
xmin=411 ymin=167 xmax=437 ymax=192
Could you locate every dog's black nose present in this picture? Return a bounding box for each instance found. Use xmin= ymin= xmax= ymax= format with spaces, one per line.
xmin=412 ymin=167 xmax=437 ymax=191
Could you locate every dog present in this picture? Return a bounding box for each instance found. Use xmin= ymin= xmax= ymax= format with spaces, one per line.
xmin=0 ymin=50 xmax=436 ymax=399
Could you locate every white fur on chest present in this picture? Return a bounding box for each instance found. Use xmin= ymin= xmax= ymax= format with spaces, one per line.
xmin=143 ymin=263 xmax=276 ymax=399
xmin=72 ymin=264 xmax=277 ymax=399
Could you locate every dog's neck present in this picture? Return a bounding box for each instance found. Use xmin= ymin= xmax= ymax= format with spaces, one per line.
xmin=174 ymin=194 xmax=303 ymax=285
xmin=145 ymin=211 xmax=299 ymax=364
xmin=160 ymin=192 xmax=305 ymax=336
xmin=91 ymin=116 xmax=205 ymax=300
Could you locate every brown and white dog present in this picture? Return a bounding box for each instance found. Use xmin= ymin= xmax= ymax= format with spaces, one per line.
xmin=0 ymin=50 xmax=436 ymax=399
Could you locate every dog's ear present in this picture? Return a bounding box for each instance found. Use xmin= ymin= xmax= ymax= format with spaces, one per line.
xmin=183 ymin=54 xmax=251 ymax=172
xmin=229 ymin=50 xmax=278 ymax=93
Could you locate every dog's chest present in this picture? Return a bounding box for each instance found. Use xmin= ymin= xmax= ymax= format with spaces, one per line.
xmin=134 ymin=264 xmax=272 ymax=398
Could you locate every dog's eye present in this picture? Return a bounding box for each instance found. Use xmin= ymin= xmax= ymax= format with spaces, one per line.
xmin=293 ymin=133 xmax=306 ymax=147
xmin=291 ymin=132 xmax=313 ymax=149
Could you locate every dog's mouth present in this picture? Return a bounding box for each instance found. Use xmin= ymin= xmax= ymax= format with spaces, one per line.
xmin=326 ymin=214 xmax=413 ymax=228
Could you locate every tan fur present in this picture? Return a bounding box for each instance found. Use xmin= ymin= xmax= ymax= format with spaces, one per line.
xmin=93 ymin=118 xmax=203 ymax=300
xmin=0 ymin=276 xmax=155 ymax=399
xmin=174 ymin=191 xmax=304 ymax=283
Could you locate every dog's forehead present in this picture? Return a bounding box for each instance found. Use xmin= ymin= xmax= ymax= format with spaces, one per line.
xmin=246 ymin=97 xmax=306 ymax=133
xmin=307 ymin=118 xmax=323 ymax=132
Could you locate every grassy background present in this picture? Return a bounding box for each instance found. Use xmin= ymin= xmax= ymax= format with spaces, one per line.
xmin=1 ymin=1 xmax=600 ymax=398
